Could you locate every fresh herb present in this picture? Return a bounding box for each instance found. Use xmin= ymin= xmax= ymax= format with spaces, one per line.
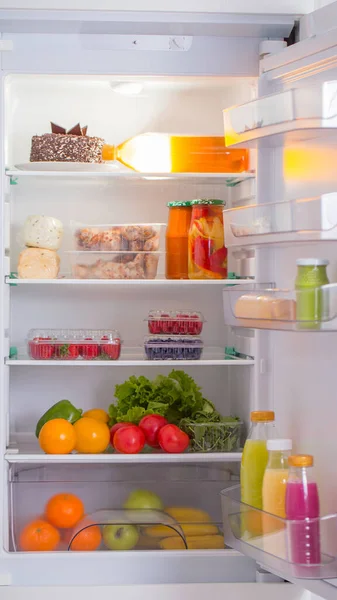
xmin=180 ymin=416 xmax=242 ymax=453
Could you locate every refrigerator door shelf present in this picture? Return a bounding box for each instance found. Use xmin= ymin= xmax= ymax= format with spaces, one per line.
xmin=223 ymin=81 xmax=337 ymax=148
xmin=223 ymin=283 xmax=337 ymax=332
xmin=224 ymin=194 xmax=337 ymax=248
xmin=221 ymin=485 xmax=337 ymax=580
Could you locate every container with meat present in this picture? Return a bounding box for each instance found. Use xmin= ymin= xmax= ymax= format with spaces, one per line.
xmin=68 ymin=251 xmax=161 ymax=279
xmin=72 ymin=222 xmax=165 ymax=252
xmin=144 ymin=336 xmax=204 ymax=360
xmin=27 ymin=329 xmax=121 ymax=360
xmin=147 ymin=310 xmax=204 ymax=335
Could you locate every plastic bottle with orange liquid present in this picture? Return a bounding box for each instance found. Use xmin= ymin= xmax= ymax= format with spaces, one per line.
xmin=102 ymin=134 xmax=249 ymax=173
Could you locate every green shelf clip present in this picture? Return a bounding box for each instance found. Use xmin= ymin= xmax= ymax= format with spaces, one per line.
xmin=8 ymin=272 xmax=18 ymax=286
xmin=10 ymin=176 xmax=18 ymax=185
xmin=9 ymin=346 xmax=18 ymax=359
xmin=225 ymin=346 xmax=239 ymax=360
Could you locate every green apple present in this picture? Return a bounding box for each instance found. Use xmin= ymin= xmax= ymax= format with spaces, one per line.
xmin=102 ymin=524 xmax=139 ymax=551
xmin=123 ymin=489 xmax=164 ymax=511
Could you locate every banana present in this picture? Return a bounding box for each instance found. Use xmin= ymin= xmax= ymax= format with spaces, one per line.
xmin=145 ymin=523 xmax=219 ymax=539
xmin=165 ymin=507 xmax=212 ymax=523
xmin=160 ymin=534 xmax=224 ymax=550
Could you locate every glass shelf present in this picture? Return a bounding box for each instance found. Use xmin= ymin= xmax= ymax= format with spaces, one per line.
xmin=223 ymin=282 xmax=337 ymax=331
xmin=221 ymin=485 xmax=337 ymax=579
xmin=223 ymin=82 xmax=337 ymax=148
xmin=223 ymin=194 xmax=337 ymax=248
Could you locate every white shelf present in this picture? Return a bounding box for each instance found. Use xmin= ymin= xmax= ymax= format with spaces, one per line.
xmin=7 ymin=168 xmax=254 ymax=186
xmin=6 ymin=354 xmax=255 ymax=367
xmin=6 ymin=276 xmax=250 ymax=286
xmin=223 ymin=194 xmax=337 ymax=248
xmin=223 ymin=82 xmax=337 ymax=148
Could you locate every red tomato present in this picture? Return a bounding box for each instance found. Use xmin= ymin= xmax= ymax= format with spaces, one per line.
xmin=139 ymin=414 xmax=168 ymax=448
xmin=113 ymin=426 xmax=145 ymax=454
xmin=158 ymin=424 xmax=190 ymax=454
xmin=109 ymin=422 xmax=133 ymax=447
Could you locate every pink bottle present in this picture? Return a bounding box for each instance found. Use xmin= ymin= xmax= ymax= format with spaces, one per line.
xmin=285 ymin=454 xmax=320 ymax=565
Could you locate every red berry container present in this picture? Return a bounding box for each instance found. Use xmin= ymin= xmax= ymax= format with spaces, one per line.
xmin=147 ymin=310 xmax=204 ymax=336
xmin=27 ymin=329 xmax=121 ymax=361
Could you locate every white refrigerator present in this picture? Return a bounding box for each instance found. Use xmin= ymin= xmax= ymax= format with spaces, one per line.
xmin=1 ymin=3 xmax=337 ymax=600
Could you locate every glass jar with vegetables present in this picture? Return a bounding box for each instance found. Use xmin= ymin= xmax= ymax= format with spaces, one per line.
xmin=188 ymin=199 xmax=227 ymax=279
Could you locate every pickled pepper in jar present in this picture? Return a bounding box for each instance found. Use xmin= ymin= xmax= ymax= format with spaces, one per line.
xmin=188 ymin=199 xmax=227 ymax=279
xmin=166 ymin=201 xmax=192 ymax=279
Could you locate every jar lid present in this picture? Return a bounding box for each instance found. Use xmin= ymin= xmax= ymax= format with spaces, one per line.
xmin=250 ymin=410 xmax=275 ymax=422
xmin=267 ymin=439 xmax=292 ymax=451
xmin=191 ymin=199 xmax=224 ymax=206
xmin=288 ymin=454 xmax=313 ymax=467
xmin=296 ymin=258 xmax=329 ymax=266
xmin=167 ymin=201 xmax=193 ymax=207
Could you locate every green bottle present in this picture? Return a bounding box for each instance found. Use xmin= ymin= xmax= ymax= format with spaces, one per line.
xmin=295 ymin=259 xmax=329 ymax=329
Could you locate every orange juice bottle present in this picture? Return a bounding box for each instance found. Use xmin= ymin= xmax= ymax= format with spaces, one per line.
xmin=263 ymin=439 xmax=292 ymax=518
xmin=102 ymin=134 xmax=249 ymax=173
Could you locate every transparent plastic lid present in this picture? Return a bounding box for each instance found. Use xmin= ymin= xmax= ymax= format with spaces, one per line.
xmin=27 ymin=329 xmax=121 ymax=344
xmin=147 ymin=310 xmax=204 ymax=322
xmin=144 ymin=335 xmax=204 ymax=348
xmin=296 ymin=258 xmax=329 ymax=266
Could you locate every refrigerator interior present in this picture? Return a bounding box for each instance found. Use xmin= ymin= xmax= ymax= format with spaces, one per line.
xmin=2 ymin=73 xmax=259 ymax=578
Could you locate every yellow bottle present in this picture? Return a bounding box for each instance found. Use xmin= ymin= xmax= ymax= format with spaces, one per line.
xmin=262 ymin=439 xmax=292 ymax=518
xmin=240 ymin=411 xmax=276 ymax=537
xmin=102 ymin=134 xmax=249 ymax=174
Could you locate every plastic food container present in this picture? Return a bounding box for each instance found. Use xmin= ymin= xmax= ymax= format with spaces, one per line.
xmin=68 ymin=251 xmax=162 ymax=280
xmin=27 ymin=329 xmax=121 ymax=360
xmin=144 ymin=336 xmax=203 ymax=360
xmin=72 ymin=222 xmax=165 ymax=252
xmin=180 ymin=419 xmax=242 ymax=453
xmin=147 ymin=310 xmax=204 ymax=335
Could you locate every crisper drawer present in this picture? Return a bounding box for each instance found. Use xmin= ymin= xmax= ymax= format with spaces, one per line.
xmin=10 ymin=463 xmax=227 ymax=553
xmin=5 ymin=462 xmax=258 ymax=586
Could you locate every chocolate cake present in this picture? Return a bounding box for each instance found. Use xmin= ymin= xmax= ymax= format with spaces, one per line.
xmin=30 ymin=122 xmax=105 ymax=163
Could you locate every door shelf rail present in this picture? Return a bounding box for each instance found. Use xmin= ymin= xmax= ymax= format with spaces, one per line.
xmin=223 ymin=194 xmax=337 ymax=248
xmin=223 ymin=81 xmax=337 ymax=148
xmin=223 ymin=282 xmax=337 ymax=332
xmin=221 ymin=485 xmax=337 ymax=580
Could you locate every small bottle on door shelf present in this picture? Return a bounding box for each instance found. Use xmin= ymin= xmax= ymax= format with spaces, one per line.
xmin=102 ymin=134 xmax=249 ymax=174
xmin=262 ymin=438 xmax=292 ymax=518
xmin=286 ymin=454 xmax=321 ymax=566
xmin=295 ymin=258 xmax=330 ymax=329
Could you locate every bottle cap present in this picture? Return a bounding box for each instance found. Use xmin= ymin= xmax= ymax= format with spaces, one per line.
xmin=250 ymin=410 xmax=275 ymax=422
xmin=288 ymin=454 xmax=313 ymax=467
xmin=267 ymin=439 xmax=292 ymax=451
xmin=167 ymin=201 xmax=193 ymax=207
xmin=296 ymin=258 xmax=329 ymax=266
xmin=191 ymin=199 xmax=224 ymax=206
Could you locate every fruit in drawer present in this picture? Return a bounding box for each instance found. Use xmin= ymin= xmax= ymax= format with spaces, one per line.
xmin=158 ymin=424 xmax=190 ymax=453
xmin=145 ymin=522 xmax=219 ymax=538
xmin=82 ymin=409 xmax=109 ymax=424
xmin=73 ymin=417 xmax=110 ymax=453
xmin=138 ymin=414 xmax=168 ymax=448
xmin=45 ymin=493 xmax=84 ymax=529
xmin=19 ymin=519 xmax=60 ymax=551
xmin=165 ymin=507 xmax=212 ymax=523
xmin=159 ymin=534 xmax=224 ymax=550
xmin=124 ymin=489 xmax=164 ymax=511
xmin=102 ymin=524 xmax=139 ymax=551
xmin=113 ymin=425 xmax=146 ymax=454
xmin=66 ymin=518 xmax=102 ymax=551
xmin=38 ymin=418 xmax=76 ymax=454
xmin=35 ymin=400 xmax=83 ymax=438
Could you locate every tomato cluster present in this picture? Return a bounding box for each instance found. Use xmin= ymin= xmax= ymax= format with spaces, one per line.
xmin=111 ymin=415 xmax=190 ymax=454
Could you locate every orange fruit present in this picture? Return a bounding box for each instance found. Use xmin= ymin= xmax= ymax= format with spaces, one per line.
xmin=45 ymin=493 xmax=84 ymax=529
xmin=65 ymin=518 xmax=102 ymax=551
xmin=82 ymin=409 xmax=109 ymax=424
xmin=73 ymin=417 xmax=110 ymax=454
xmin=39 ymin=419 xmax=76 ymax=454
xmin=102 ymin=144 xmax=114 ymax=162
xmin=19 ymin=519 xmax=60 ymax=551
